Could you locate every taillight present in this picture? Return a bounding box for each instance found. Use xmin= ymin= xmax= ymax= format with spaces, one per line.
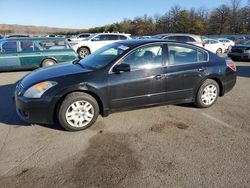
xmin=226 ymin=59 xmax=236 ymax=71
xmin=202 ymin=42 xmax=205 ymax=48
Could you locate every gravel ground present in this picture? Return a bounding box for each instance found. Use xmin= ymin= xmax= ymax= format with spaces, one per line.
xmin=0 ymin=61 xmax=249 ymax=188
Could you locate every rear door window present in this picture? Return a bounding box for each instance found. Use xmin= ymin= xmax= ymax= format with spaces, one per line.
xmin=168 ymin=44 xmax=198 ymax=65
xmin=168 ymin=44 xmax=208 ymax=65
xmin=38 ymin=40 xmax=69 ymax=50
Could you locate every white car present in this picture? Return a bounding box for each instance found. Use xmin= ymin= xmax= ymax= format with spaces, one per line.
xmin=203 ymin=39 xmax=226 ymax=54
xmin=69 ymin=33 xmax=131 ymax=58
xmin=67 ymin=33 xmax=91 ymax=42
xmin=151 ymin=33 xmax=205 ymax=48
xmin=217 ymin=38 xmax=235 ymax=52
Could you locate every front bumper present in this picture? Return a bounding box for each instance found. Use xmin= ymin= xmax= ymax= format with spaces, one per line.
xmin=228 ymin=52 xmax=250 ymax=60
xmin=15 ymin=93 xmax=60 ymax=125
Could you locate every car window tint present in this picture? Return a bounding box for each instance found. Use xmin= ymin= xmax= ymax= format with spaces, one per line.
xmin=107 ymin=35 xmax=119 ymax=40
xmin=168 ymin=44 xmax=198 ymax=65
xmin=20 ymin=41 xmax=34 ymax=52
xmin=198 ymin=50 xmax=208 ymax=62
xmin=122 ymin=45 xmax=163 ymax=71
xmin=165 ymin=36 xmax=176 ymax=41
xmin=119 ymin=35 xmax=128 ymax=40
xmin=2 ymin=41 xmax=17 ymax=53
xmin=38 ymin=40 xmax=69 ymax=50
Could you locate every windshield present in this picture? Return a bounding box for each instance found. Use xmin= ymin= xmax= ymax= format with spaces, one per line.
xmin=84 ymin=34 xmax=96 ymax=41
xmin=79 ymin=43 xmax=130 ymax=69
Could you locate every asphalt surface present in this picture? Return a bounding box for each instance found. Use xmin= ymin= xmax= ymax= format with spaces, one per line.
xmin=0 ymin=62 xmax=249 ymax=188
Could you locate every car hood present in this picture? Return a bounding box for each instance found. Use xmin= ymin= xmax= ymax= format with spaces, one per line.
xmin=20 ymin=62 xmax=92 ymax=88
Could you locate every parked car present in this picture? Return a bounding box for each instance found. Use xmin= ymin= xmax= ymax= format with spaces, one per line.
xmin=0 ymin=37 xmax=78 ymax=71
xmin=228 ymin=41 xmax=250 ymax=61
xmin=67 ymin=33 xmax=92 ymax=42
xmin=15 ymin=40 xmax=236 ymax=131
xmin=218 ymin=38 xmax=235 ymax=52
xmin=151 ymin=33 xmax=205 ymax=47
xmin=203 ymin=39 xmax=226 ymax=54
xmin=69 ymin=33 xmax=131 ymax=58
xmin=6 ymin=34 xmax=29 ymax=38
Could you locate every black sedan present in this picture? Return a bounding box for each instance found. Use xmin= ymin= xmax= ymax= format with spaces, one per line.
xmin=228 ymin=41 xmax=250 ymax=61
xmin=15 ymin=40 xmax=236 ymax=131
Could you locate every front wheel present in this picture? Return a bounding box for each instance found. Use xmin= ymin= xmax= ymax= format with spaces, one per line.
xmin=78 ymin=47 xmax=90 ymax=59
xmin=58 ymin=92 xmax=99 ymax=131
xmin=195 ymin=79 xmax=219 ymax=108
xmin=42 ymin=59 xmax=57 ymax=67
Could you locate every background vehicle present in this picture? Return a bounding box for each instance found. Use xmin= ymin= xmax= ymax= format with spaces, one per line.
xmin=0 ymin=37 xmax=78 ymax=71
xmin=151 ymin=33 xmax=204 ymax=47
xmin=15 ymin=40 xmax=236 ymax=131
xmin=203 ymin=39 xmax=226 ymax=54
xmin=6 ymin=34 xmax=29 ymax=38
xmin=67 ymin=33 xmax=92 ymax=42
xmin=69 ymin=33 xmax=131 ymax=58
xmin=218 ymin=38 xmax=235 ymax=52
xmin=228 ymin=41 xmax=250 ymax=61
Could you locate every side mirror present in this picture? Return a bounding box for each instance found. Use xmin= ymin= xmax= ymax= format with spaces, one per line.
xmin=113 ymin=63 xmax=130 ymax=73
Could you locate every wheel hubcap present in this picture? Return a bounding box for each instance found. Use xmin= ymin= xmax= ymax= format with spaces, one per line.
xmin=65 ymin=100 xmax=94 ymax=128
xmin=201 ymin=84 xmax=217 ymax=105
xmin=79 ymin=49 xmax=89 ymax=58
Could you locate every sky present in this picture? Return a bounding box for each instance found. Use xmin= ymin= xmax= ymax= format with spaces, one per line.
xmin=0 ymin=0 xmax=248 ymax=29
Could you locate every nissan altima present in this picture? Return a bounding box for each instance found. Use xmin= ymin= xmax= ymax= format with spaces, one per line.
xmin=15 ymin=40 xmax=236 ymax=131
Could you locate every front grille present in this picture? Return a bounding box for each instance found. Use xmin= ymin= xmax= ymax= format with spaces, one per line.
xmin=15 ymin=82 xmax=24 ymax=96
xmin=231 ymin=48 xmax=243 ymax=53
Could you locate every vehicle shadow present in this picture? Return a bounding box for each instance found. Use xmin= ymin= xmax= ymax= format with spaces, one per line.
xmin=236 ymin=65 xmax=250 ymax=78
xmin=0 ymin=83 xmax=64 ymax=131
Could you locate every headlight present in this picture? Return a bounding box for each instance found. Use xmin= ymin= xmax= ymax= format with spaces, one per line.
xmin=23 ymin=81 xmax=57 ymax=98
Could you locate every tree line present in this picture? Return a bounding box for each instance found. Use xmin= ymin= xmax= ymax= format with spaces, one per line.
xmin=88 ymin=0 xmax=250 ymax=36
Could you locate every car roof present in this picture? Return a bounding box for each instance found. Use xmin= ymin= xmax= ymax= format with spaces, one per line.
xmin=0 ymin=37 xmax=66 ymax=41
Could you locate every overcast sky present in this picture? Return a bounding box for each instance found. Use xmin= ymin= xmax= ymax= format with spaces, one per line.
xmin=0 ymin=0 xmax=248 ymax=29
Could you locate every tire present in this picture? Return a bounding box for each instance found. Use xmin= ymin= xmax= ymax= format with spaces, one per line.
xmin=58 ymin=92 xmax=99 ymax=131
xmin=216 ymin=48 xmax=223 ymax=55
xmin=78 ymin=47 xmax=90 ymax=59
xmin=195 ymin=79 xmax=219 ymax=108
xmin=42 ymin=59 xmax=57 ymax=67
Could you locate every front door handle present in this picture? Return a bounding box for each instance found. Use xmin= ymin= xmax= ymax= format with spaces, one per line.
xmin=198 ymin=67 xmax=206 ymax=72
xmin=154 ymin=74 xmax=164 ymax=80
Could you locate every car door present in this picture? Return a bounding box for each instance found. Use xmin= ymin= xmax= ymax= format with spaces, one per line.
xmin=166 ymin=43 xmax=208 ymax=101
xmin=18 ymin=40 xmax=44 ymax=69
xmin=0 ymin=40 xmax=20 ymax=71
xmin=108 ymin=44 xmax=168 ymax=110
xmin=90 ymin=34 xmax=112 ymax=52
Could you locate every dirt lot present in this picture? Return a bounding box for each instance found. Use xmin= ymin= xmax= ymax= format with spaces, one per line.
xmin=0 ymin=62 xmax=249 ymax=188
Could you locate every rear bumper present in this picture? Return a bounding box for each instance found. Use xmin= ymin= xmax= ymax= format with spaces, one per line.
xmin=221 ymin=71 xmax=237 ymax=95
xmin=15 ymin=94 xmax=60 ymax=125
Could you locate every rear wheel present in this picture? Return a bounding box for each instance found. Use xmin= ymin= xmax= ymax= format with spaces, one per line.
xmin=78 ymin=47 xmax=90 ymax=59
xmin=195 ymin=79 xmax=219 ymax=108
xmin=42 ymin=59 xmax=56 ymax=67
xmin=58 ymin=92 xmax=99 ymax=131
